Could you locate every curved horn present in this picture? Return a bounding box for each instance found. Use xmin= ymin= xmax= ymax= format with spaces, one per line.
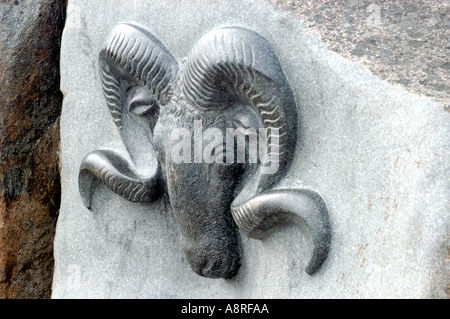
xmin=79 ymin=23 xmax=176 ymax=208
xmin=79 ymin=150 xmax=162 ymax=209
xmin=181 ymin=26 xmax=297 ymax=203
xmin=231 ymin=189 xmax=331 ymax=275
xmin=182 ymin=27 xmax=330 ymax=275
xmin=99 ymin=22 xmax=178 ymax=130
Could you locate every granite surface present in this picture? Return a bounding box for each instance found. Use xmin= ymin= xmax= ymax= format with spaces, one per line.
xmin=272 ymin=0 xmax=450 ymax=105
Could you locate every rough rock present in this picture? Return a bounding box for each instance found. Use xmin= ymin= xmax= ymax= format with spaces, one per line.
xmin=271 ymin=0 xmax=449 ymax=105
xmin=0 ymin=0 xmax=66 ymax=298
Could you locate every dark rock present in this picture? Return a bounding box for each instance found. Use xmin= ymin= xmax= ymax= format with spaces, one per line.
xmin=0 ymin=0 xmax=66 ymax=299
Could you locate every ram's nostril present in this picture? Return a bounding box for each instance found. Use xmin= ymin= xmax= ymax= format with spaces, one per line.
xmin=181 ymin=238 xmax=241 ymax=279
xmin=223 ymin=259 xmax=241 ymax=279
xmin=199 ymin=255 xmax=241 ymax=279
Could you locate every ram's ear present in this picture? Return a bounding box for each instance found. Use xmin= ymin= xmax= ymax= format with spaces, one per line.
xmin=127 ymin=86 xmax=158 ymax=117
xmin=125 ymin=85 xmax=161 ymax=136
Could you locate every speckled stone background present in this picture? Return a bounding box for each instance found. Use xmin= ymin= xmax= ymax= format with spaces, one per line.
xmin=272 ymin=0 xmax=449 ymax=106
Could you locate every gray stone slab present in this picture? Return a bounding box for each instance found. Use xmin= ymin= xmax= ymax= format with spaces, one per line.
xmin=53 ymin=0 xmax=449 ymax=298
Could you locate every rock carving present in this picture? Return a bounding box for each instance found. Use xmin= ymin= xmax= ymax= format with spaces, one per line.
xmin=78 ymin=23 xmax=331 ymax=279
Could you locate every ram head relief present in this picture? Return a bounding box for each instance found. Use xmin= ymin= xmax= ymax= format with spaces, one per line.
xmin=79 ymin=23 xmax=331 ymax=279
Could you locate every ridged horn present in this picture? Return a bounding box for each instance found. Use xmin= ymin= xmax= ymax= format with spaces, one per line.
xmin=182 ymin=27 xmax=330 ymax=275
xmin=80 ymin=23 xmax=174 ymax=208
xmin=79 ymin=150 xmax=161 ymax=209
xmin=231 ymin=189 xmax=331 ymax=275
xmin=99 ymin=22 xmax=178 ymax=130
xmin=181 ymin=26 xmax=297 ymax=203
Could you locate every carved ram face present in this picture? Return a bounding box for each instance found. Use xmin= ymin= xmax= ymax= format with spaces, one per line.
xmin=79 ymin=23 xmax=331 ymax=279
